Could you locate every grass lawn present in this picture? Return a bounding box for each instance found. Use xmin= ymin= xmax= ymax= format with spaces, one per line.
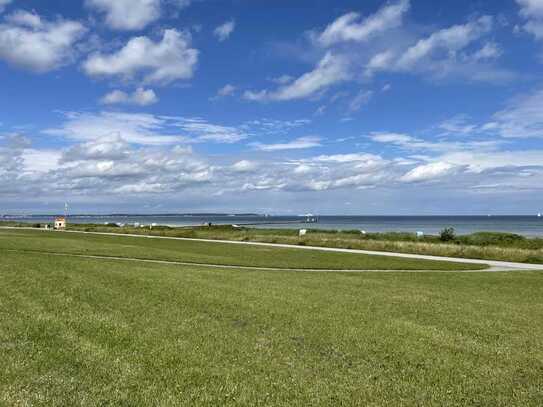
xmin=52 ymin=222 xmax=543 ymax=265
xmin=1 ymin=230 xmax=542 ymax=405
xmin=0 ymin=229 xmax=486 ymax=271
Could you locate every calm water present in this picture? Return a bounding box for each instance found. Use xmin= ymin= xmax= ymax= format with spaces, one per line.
xmin=5 ymin=215 xmax=543 ymax=237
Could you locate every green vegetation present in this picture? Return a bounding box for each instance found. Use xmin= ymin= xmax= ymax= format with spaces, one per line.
xmin=23 ymin=222 xmax=543 ymax=264
xmin=439 ymin=227 xmax=456 ymax=242
xmin=1 ymin=244 xmax=542 ymax=405
xmin=0 ymin=229 xmax=484 ymax=270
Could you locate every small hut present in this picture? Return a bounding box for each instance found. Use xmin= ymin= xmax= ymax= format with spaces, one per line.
xmin=54 ymin=216 xmax=66 ymax=230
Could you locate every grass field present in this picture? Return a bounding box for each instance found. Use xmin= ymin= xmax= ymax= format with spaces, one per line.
xmin=0 ymin=229 xmax=486 ymax=271
xmin=42 ymin=222 xmax=543 ymax=264
xmin=1 ymin=230 xmax=543 ymax=405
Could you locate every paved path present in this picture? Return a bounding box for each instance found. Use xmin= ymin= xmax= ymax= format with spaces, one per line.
xmin=2 ymin=226 xmax=543 ymax=272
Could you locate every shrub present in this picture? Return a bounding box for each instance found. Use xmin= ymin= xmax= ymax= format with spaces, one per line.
xmin=459 ymin=232 xmax=526 ymax=247
xmin=440 ymin=227 xmax=456 ymax=242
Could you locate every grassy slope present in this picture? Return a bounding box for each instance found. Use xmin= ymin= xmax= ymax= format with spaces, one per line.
xmin=0 ymin=229 xmax=485 ymax=270
xmin=1 ymin=251 xmax=542 ymax=405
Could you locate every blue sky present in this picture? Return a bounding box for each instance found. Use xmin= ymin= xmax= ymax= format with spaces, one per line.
xmin=1 ymin=0 xmax=542 ymax=215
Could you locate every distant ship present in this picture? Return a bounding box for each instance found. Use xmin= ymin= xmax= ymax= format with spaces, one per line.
xmin=538 ymin=213 xmax=542 ymax=218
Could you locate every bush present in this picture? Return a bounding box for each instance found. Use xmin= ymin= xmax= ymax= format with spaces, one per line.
xmin=459 ymin=232 xmax=526 ymax=247
xmin=440 ymin=227 xmax=456 ymax=242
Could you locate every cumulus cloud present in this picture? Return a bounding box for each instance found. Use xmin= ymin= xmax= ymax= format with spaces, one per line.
xmin=83 ymin=29 xmax=198 ymax=85
xmin=86 ymin=0 xmax=161 ymax=31
xmin=250 ymin=136 xmax=322 ymax=151
xmin=0 ymin=10 xmax=86 ymax=72
xmin=59 ymin=142 xmax=212 ymax=195
xmin=214 ymin=20 xmax=235 ymax=41
xmin=317 ymin=0 xmax=410 ymax=46
xmin=101 ymin=88 xmax=158 ymax=106
xmin=244 ymin=52 xmax=349 ymax=101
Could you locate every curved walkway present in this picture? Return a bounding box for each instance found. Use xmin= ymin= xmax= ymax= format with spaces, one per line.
xmin=2 ymin=226 xmax=543 ymax=272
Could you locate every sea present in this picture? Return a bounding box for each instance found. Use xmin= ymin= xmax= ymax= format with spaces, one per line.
xmin=4 ymin=215 xmax=543 ymax=237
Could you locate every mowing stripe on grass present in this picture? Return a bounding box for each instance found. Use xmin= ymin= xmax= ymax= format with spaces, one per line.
xmin=0 ymin=248 xmax=519 ymax=273
xmin=4 ymin=226 xmax=543 ymax=271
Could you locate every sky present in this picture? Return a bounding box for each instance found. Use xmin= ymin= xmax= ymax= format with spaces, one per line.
xmin=0 ymin=0 xmax=542 ymax=215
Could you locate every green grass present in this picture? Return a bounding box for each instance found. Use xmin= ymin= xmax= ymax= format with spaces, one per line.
xmin=72 ymin=224 xmax=543 ymax=264
xmin=5 ymin=221 xmax=543 ymax=264
xmin=0 ymin=229 xmax=486 ymax=270
xmin=1 ymin=249 xmax=542 ymax=405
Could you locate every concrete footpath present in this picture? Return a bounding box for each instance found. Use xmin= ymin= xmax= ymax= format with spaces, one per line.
xmin=2 ymin=226 xmax=543 ymax=272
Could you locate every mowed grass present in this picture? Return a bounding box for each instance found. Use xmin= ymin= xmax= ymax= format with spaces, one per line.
xmin=1 ymin=250 xmax=542 ymax=406
xmin=0 ymin=229 xmax=486 ymax=270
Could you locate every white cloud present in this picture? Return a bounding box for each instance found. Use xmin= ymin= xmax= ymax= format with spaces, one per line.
xmin=488 ymin=86 xmax=543 ymax=138
xmin=438 ymin=115 xmax=478 ymax=135
xmin=0 ymin=10 xmax=86 ymax=72
xmin=518 ymin=0 xmax=543 ymax=18
xmin=44 ymin=112 xmax=185 ymax=145
xmin=174 ymin=117 xmax=248 ymax=143
xmin=58 ymin=142 xmax=212 ymax=195
xmin=83 ymin=29 xmax=198 ymax=85
xmin=318 ymin=0 xmax=410 ymax=46
xmin=269 ymin=75 xmax=294 ymax=85
xmin=361 ymin=15 xmax=511 ymax=82
xmin=438 ymin=150 xmax=543 ymax=173
xmin=214 ymin=20 xmax=235 ymax=42
xmin=365 ymin=51 xmax=395 ymax=76
xmin=251 ymin=136 xmax=322 ymax=151
xmin=231 ymin=160 xmax=257 ymax=173
xmin=86 ymin=0 xmax=161 ymax=31
xmin=22 ymin=149 xmax=62 ymax=173
xmin=348 ymin=89 xmax=373 ymax=113
xmin=244 ymin=52 xmax=349 ymax=101
xmin=517 ymin=0 xmax=543 ymax=39
xmin=396 ymin=16 xmax=493 ymax=69
xmin=218 ymin=84 xmax=236 ymax=96
xmin=44 ymin=112 xmax=253 ymax=146
xmin=61 ymin=135 xmax=130 ymax=162
xmin=101 ymin=88 xmax=158 ymax=106
xmin=210 ymin=84 xmax=236 ymax=100
xmin=471 ymin=42 xmax=503 ymax=60
xmin=371 ymin=132 xmax=414 ymax=144
xmin=401 ymin=162 xmax=458 ymax=182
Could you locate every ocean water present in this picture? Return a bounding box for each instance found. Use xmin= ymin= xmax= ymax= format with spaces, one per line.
xmin=5 ymin=215 xmax=543 ymax=237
